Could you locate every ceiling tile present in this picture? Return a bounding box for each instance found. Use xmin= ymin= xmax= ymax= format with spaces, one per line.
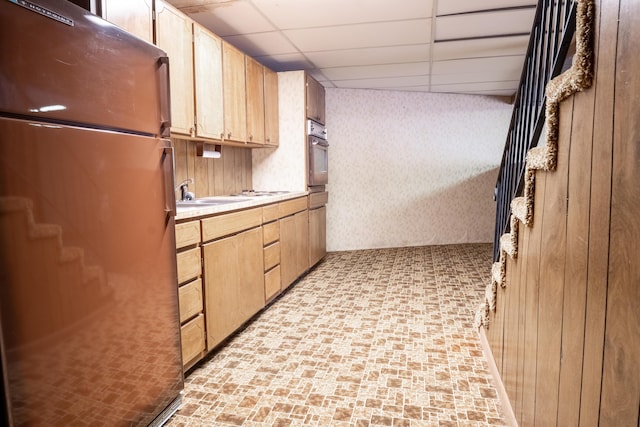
xmin=253 ymin=53 xmax=314 ymax=71
xmin=184 ymin=1 xmax=275 ymax=36
xmin=223 ymin=32 xmax=297 ymax=57
xmin=305 ymin=44 xmax=430 ymax=69
xmin=432 ymin=55 xmax=524 ymax=76
xmin=332 ymin=75 xmax=430 ymax=89
xmin=283 ymin=19 xmax=432 ymax=52
xmin=431 ymin=70 xmax=518 ymax=85
xmin=252 ymin=0 xmax=433 ymax=29
xmin=437 ymin=0 xmax=537 ymax=16
xmin=431 ymin=80 xmax=519 ymax=93
xmin=433 ymin=35 xmax=529 ymax=61
xmin=377 ymin=86 xmax=431 ymax=92
xmin=321 ymin=62 xmax=430 ymax=81
xmin=435 ymin=8 xmax=536 ymax=40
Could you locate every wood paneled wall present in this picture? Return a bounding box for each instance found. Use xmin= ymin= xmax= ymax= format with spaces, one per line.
xmin=172 ymin=138 xmax=252 ymax=199
xmin=485 ymin=0 xmax=640 ymax=425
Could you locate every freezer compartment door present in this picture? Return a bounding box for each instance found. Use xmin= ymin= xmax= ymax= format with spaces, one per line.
xmin=0 ymin=117 xmax=182 ymax=426
xmin=0 ymin=0 xmax=170 ymax=136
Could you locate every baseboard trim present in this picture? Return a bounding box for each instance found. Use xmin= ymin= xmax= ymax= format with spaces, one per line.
xmin=478 ymin=327 xmax=518 ymax=427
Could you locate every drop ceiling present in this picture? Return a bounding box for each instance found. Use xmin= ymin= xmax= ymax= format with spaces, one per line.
xmin=166 ymin=0 xmax=538 ymax=96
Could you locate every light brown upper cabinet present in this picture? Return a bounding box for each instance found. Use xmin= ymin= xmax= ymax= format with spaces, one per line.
xmin=155 ymin=0 xmax=195 ymax=136
xmin=222 ymin=42 xmax=247 ymax=143
xmin=193 ymin=23 xmax=224 ymax=140
xmin=263 ymin=67 xmax=279 ymax=147
xmin=101 ymin=0 xmax=153 ymax=43
xmin=306 ymin=74 xmax=325 ymax=125
xmin=245 ymin=57 xmax=265 ymax=145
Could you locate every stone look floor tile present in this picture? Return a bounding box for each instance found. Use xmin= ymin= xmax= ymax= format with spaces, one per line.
xmin=167 ymin=244 xmax=507 ymax=427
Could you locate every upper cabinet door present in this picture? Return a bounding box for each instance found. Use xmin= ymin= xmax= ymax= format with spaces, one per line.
xmin=193 ymin=23 xmax=224 ymax=140
xmin=245 ymin=57 xmax=265 ymax=145
xmin=101 ymin=0 xmax=153 ymax=44
xmin=306 ymin=74 xmax=325 ymax=125
xmin=222 ymin=42 xmax=247 ymax=143
xmin=263 ymin=67 xmax=279 ymax=147
xmin=155 ymin=1 xmax=195 ymax=136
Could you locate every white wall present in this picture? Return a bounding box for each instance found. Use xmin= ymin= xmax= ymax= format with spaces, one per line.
xmin=326 ymin=88 xmax=512 ymax=251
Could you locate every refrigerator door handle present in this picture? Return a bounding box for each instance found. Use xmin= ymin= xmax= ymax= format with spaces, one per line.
xmin=162 ymin=145 xmax=176 ymax=218
xmin=158 ymin=56 xmax=172 ymax=138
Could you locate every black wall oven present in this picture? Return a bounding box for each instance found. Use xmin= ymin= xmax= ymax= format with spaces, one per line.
xmin=308 ymin=119 xmax=328 ymax=187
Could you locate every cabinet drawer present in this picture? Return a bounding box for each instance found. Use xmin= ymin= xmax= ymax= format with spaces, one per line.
xmin=278 ymin=197 xmax=307 ymax=218
xmin=309 ymin=191 xmax=328 ymax=209
xmin=262 ymin=203 xmax=279 ymax=223
xmin=264 ymin=242 xmax=280 ymax=271
xmin=178 ymin=278 xmax=203 ymax=323
xmin=181 ymin=313 xmax=205 ymax=365
xmin=175 ymin=220 xmax=201 ymax=249
xmin=263 ymin=221 xmax=279 ymax=245
xmin=176 ymin=247 xmax=201 ymax=284
xmin=264 ymin=265 xmax=281 ymax=301
xmin=201 ymin=207 xmax=262 ymax=242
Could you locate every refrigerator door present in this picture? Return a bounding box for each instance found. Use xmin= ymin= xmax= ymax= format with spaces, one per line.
xmin=0 ymin=0 xmax=171 ymax=136
xmin=0 ymin=117 xmax=182 ymax=426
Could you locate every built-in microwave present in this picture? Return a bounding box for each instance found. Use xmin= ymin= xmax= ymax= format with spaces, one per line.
xmin=307 ymin=120 xmax=328 ymax=186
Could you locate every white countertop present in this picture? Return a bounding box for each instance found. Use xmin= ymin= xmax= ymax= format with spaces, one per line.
xmin=175 ymin=191 xmax=309 ymax=221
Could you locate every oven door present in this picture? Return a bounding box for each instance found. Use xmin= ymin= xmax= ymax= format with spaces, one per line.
xmin=308 ymin=136 xmax=329 ymax=186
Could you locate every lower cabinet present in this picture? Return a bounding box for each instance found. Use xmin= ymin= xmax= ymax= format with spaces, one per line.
xmin=203 ymin=226 xmax=265 ymax=350
xmin=280 ymin=210 xmax=309 ymax=289
xmin=308 ymin=205 xmax=327 ymax=267
xmin=175 ymin=220 xmax=206 ymax=369
xmin=180 ymin=314 xmax=205 ymax=365
xmin=175 ymin=195 xmax=323 ymax=366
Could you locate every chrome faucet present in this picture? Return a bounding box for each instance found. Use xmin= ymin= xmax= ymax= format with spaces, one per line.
xmin=175 ymin=178 xmax=195 ymax=201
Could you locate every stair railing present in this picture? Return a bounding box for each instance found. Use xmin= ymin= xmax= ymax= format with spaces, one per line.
xmin=493 ymin=0 xmax=578 ymax=260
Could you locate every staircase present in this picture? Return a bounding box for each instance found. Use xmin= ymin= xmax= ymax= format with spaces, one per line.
xmin=0 ymin=196 xmax=111 ymax=347
xmin=472 ymin=0 xmax=640 ymax=426
xmin=477 ymin=0 xmax=595 ymax=329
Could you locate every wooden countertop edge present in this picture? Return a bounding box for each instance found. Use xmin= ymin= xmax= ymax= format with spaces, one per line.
xmin=175 ymin=191 xmax=310 ymax=221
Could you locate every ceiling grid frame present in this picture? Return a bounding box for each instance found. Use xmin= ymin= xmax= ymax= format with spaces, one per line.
xmin=168 ymin=0 xmax=538 ymax=96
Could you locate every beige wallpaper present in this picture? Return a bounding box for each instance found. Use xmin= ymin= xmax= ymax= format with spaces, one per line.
xmin=252 ymin=71 xmax=307 ymax=191
xmin=326 ymin=88 xmax=512 ymax=251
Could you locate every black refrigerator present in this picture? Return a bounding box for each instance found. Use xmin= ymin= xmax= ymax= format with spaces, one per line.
xmin=0 ymin=0 xmax=184 ymax=425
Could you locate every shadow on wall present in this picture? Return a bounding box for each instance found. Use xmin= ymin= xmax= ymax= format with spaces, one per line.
xmin=327 ymin=167 xmax=500 ymax=251
xmin=410 ymin=166 xmax=500 ymax=243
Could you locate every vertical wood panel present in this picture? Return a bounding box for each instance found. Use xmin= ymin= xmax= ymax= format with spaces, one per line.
xmin=194 ymin=142 xmax=209 ymax=197
xmin=580 ymin=0 xmax=617 ymax=423
xmin=213 ymin=155 xmax=224 ymax=196
xmin=172 ymin=138 xmax=188 ymax=199
xmin=234 ymin=148 xmax=246 ymax=192
xmin=245 ymin=149 xmax=253 ymax=191
xmin=600 ymin=0 xmax=640 ymax=422
xmin=515 ymin=225 xmax=529 ymax=422
xmin=556 ymin=84 xmax=596 ymax=426
xmin=503 ymin=252 xmax=522 ymax=412
xmin=186 ymin=140 xmax=197 ymax=195
xmin=521 ymin=172 xmax=546 ymax=427
xmin=172 ymin=141 xmax=251 ymax=197
xmin=534 ymin=98 xmax=573 ymax=426
xmin=494 ymin=283 xmax=507 ymax=376
xmin=222 ymin=145 xmax=236 ymax=195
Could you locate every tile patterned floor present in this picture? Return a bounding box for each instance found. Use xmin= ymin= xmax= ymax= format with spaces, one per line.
xmin=167 ymin=244 xmax=506 ymax=427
